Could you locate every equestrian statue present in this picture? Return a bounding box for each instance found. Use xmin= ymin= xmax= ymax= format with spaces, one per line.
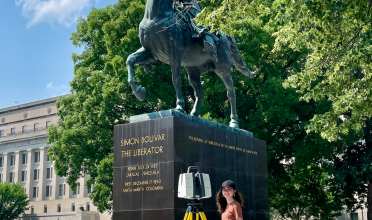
xmin=126 ymin=0 xmax=254 ymax=128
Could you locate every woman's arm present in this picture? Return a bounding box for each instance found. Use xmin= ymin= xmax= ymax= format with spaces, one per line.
xmin=234 ymin=205 xmax=243 ymax=220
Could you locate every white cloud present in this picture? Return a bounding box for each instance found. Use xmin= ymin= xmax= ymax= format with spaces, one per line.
xmin=46 ymin=82 xmax=70 ymax=91
xmin=15 ymin=0 xmax=93 ymax=28
xmin=46 ymin=82 xmax=53 ymax=89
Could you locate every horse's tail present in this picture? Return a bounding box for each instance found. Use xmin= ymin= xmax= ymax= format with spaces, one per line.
xmin=227 ymin=36 xmax=254 ymax=78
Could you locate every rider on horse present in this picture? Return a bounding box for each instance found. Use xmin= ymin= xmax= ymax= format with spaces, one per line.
xmin=172 ymin=0 xmax=219 ymax=61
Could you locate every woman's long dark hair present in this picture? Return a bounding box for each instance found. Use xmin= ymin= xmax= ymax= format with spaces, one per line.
xmin=216 ymin=188 xmax=244 ymax=214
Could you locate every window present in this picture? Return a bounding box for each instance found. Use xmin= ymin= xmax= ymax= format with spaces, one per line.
xmin=0 ymin=130 xmax=4 ymax=137
xmin=9 ymin=172 xmax=13 ymax=183
xmin=0 ymin=173 xmax=2 ymax=181
xmin=34 ymin=152 xmax=39 ymax=163
xmin=34 ymin=169 xmax=37 ymax=180
xmin=22 ymin=125 xmax=27 ymax=133
xmin=11 ymin=128 xmax=15 ymax=135
xmin=64 ymin=184 xmax=66 ymax=196
xmin=86 ymin=202 xmax=90 ymax=211
xmin=21 ymin=171 xmax=25 ymax=181
xmin=34 ymin=123 xmax=39 ymax=130
xmin=73 ymin=188 xmax=76 ymax=195
xmin=46 ymin=121 xmax=51 ymax=128
xmin=22 ymin=154 xmax=27 ymax=164
xmin=33 ymin=187 xmax=37 ymax=198
xmin=57 ymin=204 xmax=61 ymax=212
xmin=31 ymin=206 xmax=34 ymax=214
xmin=87 ymin=185 xmax=92 ymax=194
xmin=78 ymin=183 xmax=80 ymax=194
xmin=10 ymin=156 xmax=14 ymax=166
xmin=46 ymin=153 xmax=50 ymax=161
xmin=37 ymin=187 xmax=39 ymax=198
xmin=46 ymin=186 xmax=49 ymax=197
xmin=71 ymin=203 xmax=75 ymax=211
xmin=59 ymin=184 xmax=63 ymax=196
xmin=50 ymin=185 xmax=52 ymax=197
xmin=0 ymin=157 xmax=3 ymax=167
xmin=38 ymin=169 xmax=39 ymax=180
xmin=46 ymin=168 xmax=50 ymax=179
xmin=44 ymin=205 xmax=47 ymax=213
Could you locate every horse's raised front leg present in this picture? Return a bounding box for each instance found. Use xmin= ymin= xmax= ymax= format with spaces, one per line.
xmin=169 ymin=47 xmax=185 ymax=113
xmin=185 ymin=67 xmax=204 ymax=117
xmin=126 ymin=47 xmax=155 ymax=101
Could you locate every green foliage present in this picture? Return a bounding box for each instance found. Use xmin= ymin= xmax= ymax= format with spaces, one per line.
xmin=273 ymin=0 xmax=372 ymax=142
xmin=331 ymin=119 xmax=372 ymax=213
xmin=269 ymin=163 xmax=342 ymax=220
xmin=90 ymin=154 xmax=114 ymax=213
xmin=0 ymin=182 xmax=29 ymax=219
xmin=197 ymin=0 xmax=372 ymax=140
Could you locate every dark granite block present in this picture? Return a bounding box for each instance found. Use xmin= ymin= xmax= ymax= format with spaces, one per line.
xmin=114 ymin=112 xmax=268 ymax=220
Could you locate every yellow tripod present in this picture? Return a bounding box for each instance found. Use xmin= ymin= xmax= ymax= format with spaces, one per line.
xmin=183 ymin=201 xmax=207 ymax=220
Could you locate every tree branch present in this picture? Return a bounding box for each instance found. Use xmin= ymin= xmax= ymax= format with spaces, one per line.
xmin=344 ymin=1 xmax=371 ymax=48
xmin=344 ymin=27 xmax=363 ymax=48
xmin=283 ymin=59 xmax=296 ymax=70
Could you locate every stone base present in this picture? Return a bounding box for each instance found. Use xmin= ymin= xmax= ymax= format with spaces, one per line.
xmin=113 ymin=111 xmax=269 ymax=220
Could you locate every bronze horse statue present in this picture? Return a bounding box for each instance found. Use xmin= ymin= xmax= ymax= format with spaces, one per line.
xmin=126 ymin=0 xmax=254 ymax=128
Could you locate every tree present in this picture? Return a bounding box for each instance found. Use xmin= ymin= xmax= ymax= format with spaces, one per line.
xmin=196 ymin=0 xmax=372 ymax=141
xmin=331 ymin=120 xmax=372 ymax=219
xmin=48 ymin=0 xmax=366 ymax=218
xmin=0 ymin=182 xmax=29 ymax=220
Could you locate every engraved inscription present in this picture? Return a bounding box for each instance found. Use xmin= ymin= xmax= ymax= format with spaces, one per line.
xmin=188 ymin=135 xmax=258 ymax=155
xmin=121 ymin=134 xmax=166 ymax=146
xmin=122 ymin=163 xmax=163 ymax=193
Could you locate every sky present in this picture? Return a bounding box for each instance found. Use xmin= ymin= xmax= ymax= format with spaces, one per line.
xmin=0 ymin=0 xmax=119 ymax=109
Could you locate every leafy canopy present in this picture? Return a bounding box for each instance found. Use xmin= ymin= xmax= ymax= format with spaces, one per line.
xmin=0 ymin=182 xmax=29 ymax=220
xmin=197 ymin=0 xmax=372 ymax=141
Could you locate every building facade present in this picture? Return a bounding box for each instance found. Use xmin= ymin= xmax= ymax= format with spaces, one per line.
xmin=0 ymin=96 xmax=110 ymax=220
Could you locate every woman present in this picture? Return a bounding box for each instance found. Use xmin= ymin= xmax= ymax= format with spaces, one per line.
xmin=216 ymin=180 xmax=244 ymax=220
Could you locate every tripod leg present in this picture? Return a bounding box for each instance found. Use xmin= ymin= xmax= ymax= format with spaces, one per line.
xmin=199 ymin=211 xmax=207 ymax=220
xmin=198 ymin=206 xmax=207 ymax=220
xmin=196 ymin=213 xmax=199 ymax=220
xmin=188 ymin=212 xmax=193 ymax=220
xmin=184 ymin=206 xmax=192 ymax=220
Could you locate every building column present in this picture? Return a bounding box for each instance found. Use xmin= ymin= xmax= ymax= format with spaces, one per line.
xmin=37 ymin=147 xmax=46 ymax=201
xmin=51 ymin=165 xmax=59 ymax=200
xmin=14 ymin=151 xmax=20 ymax=183
xmin=77 ymin=176 xmax=85 ymax=198
xmin=65 ymin=182 xmax=72 ymax=199
xmin=3 ymin=153 xmax=8 ymax=182
xmin=83 ymin=175 xmax=90 ymax=197
xmin=26 ymin=149 xmax=34 ymax=199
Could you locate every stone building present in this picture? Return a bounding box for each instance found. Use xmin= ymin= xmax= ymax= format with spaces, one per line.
xmin=0 ymin=96 xmax=110 ymax=220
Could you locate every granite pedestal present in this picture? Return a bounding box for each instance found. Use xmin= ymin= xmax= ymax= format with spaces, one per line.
xmin=113 ymin=110 xmax=269 ymax=220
